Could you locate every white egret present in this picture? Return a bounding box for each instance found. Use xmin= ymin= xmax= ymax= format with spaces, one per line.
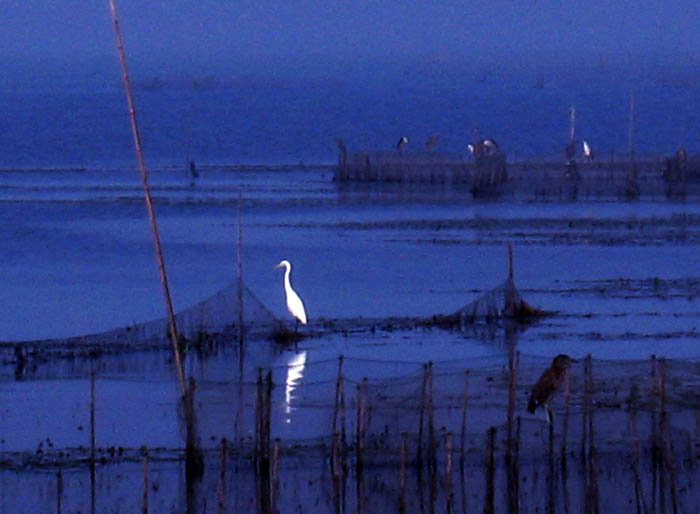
xmin=582 ymin=140 xmax=594 ymax=162
xmin=275 ymin=259 xmax=307 ymax=327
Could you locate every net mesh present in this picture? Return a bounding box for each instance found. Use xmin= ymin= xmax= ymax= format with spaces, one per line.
xmin=3 ymin=352 xmax=699 ymax=512
xmin=432 ymin=277 xmax=547 ymax=328
xmin=32 ymin=280 xmax=282 ymax=348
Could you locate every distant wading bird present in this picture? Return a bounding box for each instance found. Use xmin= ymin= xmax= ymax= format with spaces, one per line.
xmin=424 ymin=135 xmax=439 ymax=152
xmin=396 ymin=136 xmax=409 ymax=154
xmin=583 ymin=140 xmax=594 ymax=162
xmin=467 ymin=138 xmax=500 ymax=158
xmin=527 ymin=354 xmax=578 ymax=424
xmin=275 ymin=259 xmax=307 ymax=329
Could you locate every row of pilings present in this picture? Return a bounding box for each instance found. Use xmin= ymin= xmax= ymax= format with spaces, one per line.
xmin=41 ymin=353 xmax=685 ymax=512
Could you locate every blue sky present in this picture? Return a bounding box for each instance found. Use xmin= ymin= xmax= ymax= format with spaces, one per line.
xmin=1 ymin=0 xmax=698 ymax=78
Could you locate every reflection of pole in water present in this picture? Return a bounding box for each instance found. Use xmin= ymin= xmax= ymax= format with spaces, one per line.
xmin=569 ymin=106 xmax=576 ymax=144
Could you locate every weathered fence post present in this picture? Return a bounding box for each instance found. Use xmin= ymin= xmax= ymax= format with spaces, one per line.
xmin=484 ymin=426 xmax=496 ymax=514
xmin=217 ymin=438 xmax=227 ymax=514
xmin=460 ymin=370 xmax=469 ymax=472
xmin=141 ymin=447 xmax=149 ymax=514
xmin=399 ymin=431 xmax=407 ymax=513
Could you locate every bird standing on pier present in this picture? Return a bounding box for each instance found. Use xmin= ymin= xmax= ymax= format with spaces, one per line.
xmin=467 ymin=138 xmax=500 ymax=158
xmin=527 ymin=354 xmax=577 ymax=424
xmin=396 ymin=136 xmax=408 ymax=154
xmin=424 ymin=136 xmax=439 ymax=152
xmin=582 ymin=140 xmax=594 ymax=162
xmin=275 ymin=259 xmax=307 ymax=328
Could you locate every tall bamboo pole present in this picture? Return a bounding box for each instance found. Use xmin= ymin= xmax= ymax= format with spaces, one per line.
xmin=236 ymin=194 xmax=244 ymax=347
xmin=108 ymin=0 xmax=185 ymax=396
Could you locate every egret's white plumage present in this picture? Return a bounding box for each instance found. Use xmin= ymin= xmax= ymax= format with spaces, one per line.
xmin=583 ymin=140 xmax=593 ymax=161
xmin=275 ymin=259 xmax=307 ymax=325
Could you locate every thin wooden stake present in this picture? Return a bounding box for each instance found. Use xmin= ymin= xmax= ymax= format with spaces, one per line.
xmin=628 ymin=385 xmax=645 ymax=514
xmin=108 ymin=0 xmax=185 ymax=396
xmin=445 ymin=432 xmax=454 ymax=514
xmin=506 ymin=347 xmax=517 ymax=454
xmin=507 ymin=241 xmax=514 ymax=281
xmin=355 ymin=378 xmax=368 ymax=475
xmin=254 ymin=369 xmax=263 ymax=471
xmin=90 ymin=371 xmax=96 ymax=465
xmin=587 ymin=355 xmax=600 ymax=514
xmin=427 ymin=361 xmax=436 ymax=473
xmin=142 ymin=448 xmax=149 ymax=514
xmin=271 ymin=438 xmax=280 ymax=514
xmin=582 ymin=355 xmax=590 ymax=514
xmin=264 ymin=371 xmax=273 ymax=466
xmin=547 ymin=412 xmax=555 ymax=514
xmin=57 ymin=470 xmax=63 ymax=514
xmin=561 ymin=362 xmax=572 ymax=514
xmin=90 ymin=370 xmax=96 ymax=514
xmin=332 ymin=355 xmax=345 ymax=480
xmin=484 ymin=426 xmax=496 ymax=514
xmin=185 ymin=377 xmax=204 ymax=481
xmin=460 ymin=370 xmax=469 ymax=472
xmin=651 ymin=355 xmax=658 ymax=513
xmin=417 ymin=363 xmax=428 ymax=468
xmin=399 ymin=432 xmax=407 ymax=513
xmin=332 ymin=356 xmax=344 ymax=443
xmin=217 ymin=438 xmax=227 ymax=514
xmin=236 ymin=195 xmax=244 ymax=346
xmin=339 ymin=359 xmax=347 ymax=472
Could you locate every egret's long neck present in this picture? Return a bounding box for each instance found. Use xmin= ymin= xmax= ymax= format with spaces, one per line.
xmin=284 ymin=265 xmax=292 ymax=291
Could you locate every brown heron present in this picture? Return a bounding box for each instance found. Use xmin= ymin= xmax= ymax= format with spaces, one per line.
xmin=527 ymin=354 xmax=577 ymax=423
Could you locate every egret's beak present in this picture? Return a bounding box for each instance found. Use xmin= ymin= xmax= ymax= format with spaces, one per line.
xmin=274 ymin=262 xmax=283 ymax=269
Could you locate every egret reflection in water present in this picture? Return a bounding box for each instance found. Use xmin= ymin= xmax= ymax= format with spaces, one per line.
xmin=284 ymin=351 xmax=307 ymax=423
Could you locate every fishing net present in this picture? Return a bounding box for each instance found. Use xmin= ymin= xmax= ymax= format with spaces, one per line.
xmin=339 ymin=151 xmax=470 ymax=183
xmin=4 ymin=352 xmax=700 ymax=512
xmin=28 ymin=280 xmax=282 ymax=349
xmin=429 ymin=277 xmax=547 ymax=329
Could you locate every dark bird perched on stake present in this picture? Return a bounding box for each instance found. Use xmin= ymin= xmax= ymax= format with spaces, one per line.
xmin=528 ymin=354 xmax=578 ymax=424
xmin=396 ymin=136 xmax=409 ymax=154
xmin=424 ymin=135 xmax=439 ymax=152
